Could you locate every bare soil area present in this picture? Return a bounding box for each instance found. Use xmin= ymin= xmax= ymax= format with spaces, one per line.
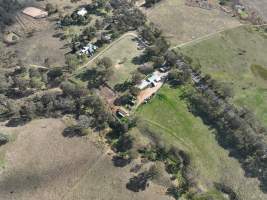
xmin=0 ymin=119 xmax=171 ymax=200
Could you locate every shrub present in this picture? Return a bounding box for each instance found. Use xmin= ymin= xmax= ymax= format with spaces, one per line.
xmin=0 ymin=133 xmax=9 ymax=145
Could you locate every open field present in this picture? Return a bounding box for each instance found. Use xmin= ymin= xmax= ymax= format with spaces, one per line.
xmin=97 ymin=35 xmax=143 ymax=88
xmin=7 ymin=26 xmax=68 ymax=68
xmin=144 ymin=0 xmax=241 ymax=46
xmin=137 ymin=85 xmax=267 ymax=200
xmin=0 ymin=119 xmax=170 ymax=200
xmin=180 ymin=25 xmax=267 ymax=128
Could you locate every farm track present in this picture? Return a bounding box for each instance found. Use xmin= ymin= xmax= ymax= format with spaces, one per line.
xmin=171 ymin=23 xmax=267 ymax=49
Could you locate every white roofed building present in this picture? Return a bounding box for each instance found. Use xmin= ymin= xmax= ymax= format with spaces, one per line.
xmin=77 ymin=8 xmax=88 ymax=16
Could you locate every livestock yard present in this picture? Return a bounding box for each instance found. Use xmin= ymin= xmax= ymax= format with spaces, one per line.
xmin=180 ymin=25 xmax=267 ymax=127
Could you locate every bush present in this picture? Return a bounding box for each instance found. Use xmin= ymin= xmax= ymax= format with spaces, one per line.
xmin=0 ymin=133 xmax=9 ymax=145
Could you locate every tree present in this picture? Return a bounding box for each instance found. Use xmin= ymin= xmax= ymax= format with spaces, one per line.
xmin=65 ymin=54 xmax=80 ymax=71
xmin=60 ymin=81 xmax=76 ymax=96
xmin=95 ymin=19 xmax=103 ymax=30
xmin=165 ymin=50 xmax=177 ymax=66
xmin=114 ymin=134 xmax=133 ymax=152
xmin=131 ymin=71 xmax=144 ymax=85
xmin=47 ymin=68 xmax=63 ymax=81
xmin=98 ymin=57 xmax=113 ymax=69
xmin=82 ymin=26 xmax=96 ymax=41
xmin=0 ymin=133 xmax=9 ymax=145
xmin=167 ymin=69 xmax=182 ymax=86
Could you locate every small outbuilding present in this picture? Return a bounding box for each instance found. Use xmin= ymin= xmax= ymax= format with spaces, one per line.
xmin=137 ymin=80 xmax=151 ymax=90
xmin=77 ymin=8 xmax=88 ymax=16
xmin=116 ymin=108 xmax=129 ymax=118
xmin=22 ymin=7 xmax=48 ymax=19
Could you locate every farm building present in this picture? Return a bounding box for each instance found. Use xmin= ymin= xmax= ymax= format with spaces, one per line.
xmin=22 ymin=7 xmax=48 ymax=19
xmin=77 ymin=8 xmax=88 ymax=16
xmin=137 ymin=71 xmax=165 ymax=90
xmin=116 ymin=108 xmax=129 ymax=118
xmin=78 ymin=43 xmax=98 ymax=56
xmin=148 ymin=72 xmax=162 ymax=83
xmin=137 ymin=80 xmax=151 ymax=90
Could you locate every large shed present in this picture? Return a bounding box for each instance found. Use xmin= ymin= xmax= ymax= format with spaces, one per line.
xmin=22 ymin=7 xmax=48 ymax=19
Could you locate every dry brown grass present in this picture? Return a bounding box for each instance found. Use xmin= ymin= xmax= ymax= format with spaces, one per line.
xmin=144 ymin=0 xmax=241 ymax=46
xmin=0 ymin=119 xmax=171 ymax=200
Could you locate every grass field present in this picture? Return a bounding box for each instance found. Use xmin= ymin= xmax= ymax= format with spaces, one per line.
xmin=137 ymin=85 xmax=267 ymax=200
xmin=97 ymin=35 xmax=143 ymax=88
xmin=144 ymin=0 xmax=241 ymax=46
xmin=180 ymin=25 xmax=267 ymax=128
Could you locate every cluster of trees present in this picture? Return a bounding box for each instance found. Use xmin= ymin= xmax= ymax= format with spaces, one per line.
xmin=219 ymin=0 xmax=231 ymax=6
xmin=0 ymin=0 xmax=22 ymax=31
xmin=126 ymin=138 xmax=190 ymax=199
xmin=2 ymin=66 xmax=48 ymax=99
xmin=86 ymin=0 xmax=112 ymax=15
xmin=144 ymin=0 xmax=162 ymax=8
xmin=142 ymin=36 xmax=170 ymax=64
xmin=61 ymin=10 xmax=91 ymax=26
xmin=79 ymin=57 xmax=113 ymax=89
xmin=4 ymin=78 xmax=114 ymax=131
xmin=185 ymin=72 xmax=267 ymax=191
xmin=108 ymin=1 xmax=146 ymax=33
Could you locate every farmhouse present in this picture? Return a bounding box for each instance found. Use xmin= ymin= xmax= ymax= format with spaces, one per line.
xmin=78 ymin=43 xmax=98 ymax=56
xmin=116 ymin=108 xmax=129 ymax=118
xmin=22 ymin=7 xmax=48 ymax=19
xmin=137 ymin=71 xmax=165 ymax=90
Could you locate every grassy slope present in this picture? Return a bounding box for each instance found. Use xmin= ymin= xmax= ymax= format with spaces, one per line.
xmin=98 ymin=36 xmax=142 ymax=88
xmin=137 ymin=85 xmax=267 ymax=200
xmin=145 ymin=0 xmax=240 ymax=46
xmin=180 ymin=25 xmax=267 ymax=127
